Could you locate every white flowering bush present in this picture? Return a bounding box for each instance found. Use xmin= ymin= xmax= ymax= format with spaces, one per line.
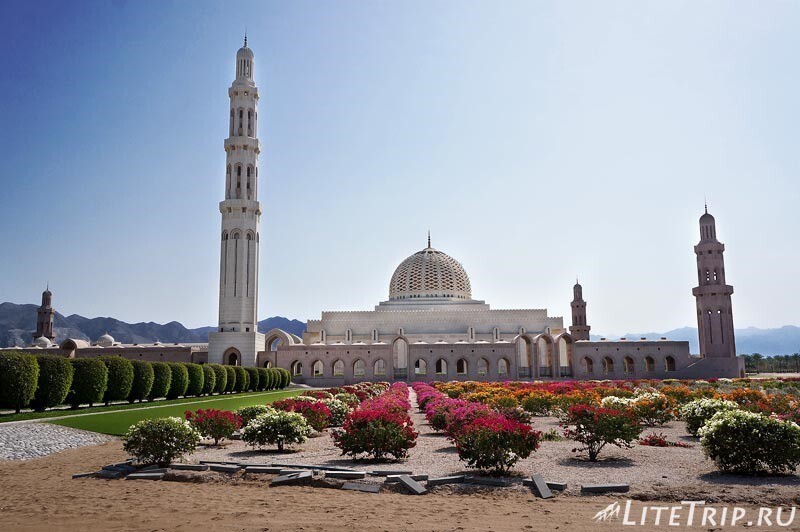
xmin=235 ymin=405 xmax=274 ymax=426
xmin=123 ymin=417 xmax=201 ymax=466
xmin=242 ymin=409 xmax=311 ymax=451
xmin=334 ymin=392 xmax=359 ymax=408
xmin=601 ymin=392 xmax=674 ymax=426
xmin=699 ymin=410 xmax=800 ymax=475
xmin=680 ymin=398 xmax=740 ymax=436
xmin=601 ymin=396 xmax=634 ymax=409
xmin=322 ymin=398 xmax=349 ymax=427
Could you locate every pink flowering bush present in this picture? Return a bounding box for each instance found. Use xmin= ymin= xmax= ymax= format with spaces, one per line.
xmin=185 ymin=408 xmax=242 ymax=446
xmin=453 ymin=414 xmax=541 ymax=474
xmin=443 ymin=401 xmax=496 ymax=439
xmin=272 ymin=398 xmax=332 ymax=432
xmin=332 ymin=383 xmax=418 ymax=460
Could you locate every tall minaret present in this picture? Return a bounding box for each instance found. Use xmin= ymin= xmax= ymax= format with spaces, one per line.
xmin=692 ymin=206 xmax=736 ymax=358
xmin=34 ymin=286 xmax=55 ymax=341
xmin=208 ymin=37 xmax=266 ymax=366
xmin=569 ymin=280 xmax=590 ymax=341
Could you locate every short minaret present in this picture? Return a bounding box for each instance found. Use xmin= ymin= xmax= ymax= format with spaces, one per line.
xmin=208 ymin=37 xmax=266 ymax=366
xmin=692 ymin=206 xmax=736 ymax=358
xmin=569 ymin=280 xmax=590 ymax=341
xmin=34 ymin=286 xmax=55 ymax=341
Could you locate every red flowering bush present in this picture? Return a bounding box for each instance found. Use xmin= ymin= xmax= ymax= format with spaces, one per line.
xmin=562 ymin=404 xmax=643 ymax=461
xmin=443 ymin=402 xmax=496 ymax=439
xmin=332 ymin=383 xmax=417 ymax=460
xmin=272 ymin=398 xmax=331 ymax=432
xmin=453 ymin=414 xmax=541 ymax=474
xmin=424 ymin=398 xmax=466 ymax=432
xmin=638 ymin=432 xmax=692 ymax=448
xmin=185 ymin=408 xmax=242 ymax=446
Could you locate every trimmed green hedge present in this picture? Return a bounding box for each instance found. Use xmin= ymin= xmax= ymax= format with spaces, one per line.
xmin=233 ymin=366 xmax=248 ymax=393
xmin=257 ymin=368 xmax=269 ymax=391
xmin=31 ymin=354 xmax=73 ymax=411
xmin=128 ymin=360 xmax=154 ymax=403
xmin=0 ymin=352 xmax=40 ymax=413
xmin=185 ymin=363 xmax=204 ymax=397
xmin=266 ymin=368 xmax=278 ymax=390
xmin=201 ymin=364 xmax=216 ymax=395
xmin=246 ymin=367 xmax=260 ymax=392
xmin=166 ymin=363 xmax=189 ymax=399
xmin=225 ymin=366 xmax=236 ymax=394
xmin=277 ymin=368 xmax=290 ymax=389
xmin=100 ymin=356 xmax=134 ymax=406
xmin=148 ymin=362 xmax=172 ymax=401
xmin=210 ymin=364 xmax=227 ymax=394
xmin=68 ymin=358 xmax=108 ymax=408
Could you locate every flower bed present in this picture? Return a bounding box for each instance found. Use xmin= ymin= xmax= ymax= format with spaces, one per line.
xmin=332 ymin=382 xmax=417 ymax=460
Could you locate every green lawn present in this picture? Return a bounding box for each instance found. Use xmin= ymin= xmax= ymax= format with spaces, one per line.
xmin=49 ymin=389 xmax=302 ymax=435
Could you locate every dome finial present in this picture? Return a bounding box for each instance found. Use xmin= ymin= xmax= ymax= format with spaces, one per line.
xmin=244 ymin=31 xmax=247 ymax=47
xmin=427 ymin=230 xmax=431 ymax=248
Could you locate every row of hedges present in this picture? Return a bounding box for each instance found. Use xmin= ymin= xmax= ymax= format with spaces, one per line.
xmin=0 ymin=351 xmax=291 ymax=413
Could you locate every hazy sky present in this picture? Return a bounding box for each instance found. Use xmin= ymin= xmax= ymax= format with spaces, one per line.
xmin=1 ymin=1 xmax=798 ymax=334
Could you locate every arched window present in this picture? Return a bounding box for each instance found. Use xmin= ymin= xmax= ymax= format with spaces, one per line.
xmin=372 ymin=329 xmax=378 ymax=342
xmin=456 ymin=359 xmax=467 ymax=375
xmin=665 ymin=356 xmax=676 ymax=372
xmin=320 ymin=330 xmax=326 ymax=343
xmin=263 ymin=360 xmax=272 ymax=368
xmin=414 ymin=359 xmax=427 ymax=375
xmin=291 ymin=361 xmax=303 ymax=376
xmin=497 ymin=358 xmax=508 ymax=377
xmin=333 ymin=359 xmax=344 ymax=376
xmin=645 ymin=356 xmax=655 ymax=372
xmin=498 ymin=358 xmax=509 ymax=376
xmin=238 ymin=109 xmax=243 ymax=135
xmin=582 ymin=357 xmax=593 ymax=375
xmin=374 ymin=359 xmax=387 ymax=376
xmin=229 ymin=109 xmax=234 ymax=136
xmin=477 ymin=358 xmax=488 ymax=376
xmin=312 ymin=360 xmax=323 ymax=377
xmin=353 ymin=359 xmax=365 ymax=378
xmin=603 ymin=357 xmax=614 ymax=375
xmin=345 ymin=329 xmax=352 ymax=343
xmin=247 ymin=109 xmax=253 ymax=136
xmin=623 ymin=356 xmax=634 ymax=375
xmin=435 ymin=359 xmax=447 ymax=375
xmin=227 ymin=352 xmax=239 ymax=366
xmin=493 ymin=327 xmax=500 ymax=341
xmin=268 ymin=338 xmax=281 ymax=351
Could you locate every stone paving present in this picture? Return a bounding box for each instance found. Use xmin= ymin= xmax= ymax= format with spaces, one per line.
xmin=0 ymin=422 xmax=112 ymax=461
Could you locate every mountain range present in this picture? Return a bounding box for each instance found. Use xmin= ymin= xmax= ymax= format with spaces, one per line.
xmin=1 ymin=301 xmax=797 ymax=356
xmin=0 ymin=302 xmax=305 ymax=348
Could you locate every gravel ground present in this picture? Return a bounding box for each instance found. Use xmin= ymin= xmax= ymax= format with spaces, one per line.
xmin=0 ymin=422 xmax=113 ymax=461
xmin=190 ymin=389 xmax=800 ymax=504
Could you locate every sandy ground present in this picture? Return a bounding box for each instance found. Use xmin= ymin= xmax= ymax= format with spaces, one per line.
xmin=0 ymin=440 xmax=792 ymax=532
xmin=191 ymin=396 xmax=800 ymax=506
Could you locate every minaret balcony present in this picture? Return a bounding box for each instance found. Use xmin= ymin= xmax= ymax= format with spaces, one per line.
xmin=224 ymin=136 xmax=261 ymax=153
xmin=692 ymin=284 xmax=734 ymax=297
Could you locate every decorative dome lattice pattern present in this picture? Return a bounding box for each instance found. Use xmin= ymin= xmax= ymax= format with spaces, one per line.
xmin=389 ymin=247 xmax=472 ymax=301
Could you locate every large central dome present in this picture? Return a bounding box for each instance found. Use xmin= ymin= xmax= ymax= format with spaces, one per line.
xmin=389 ymin=244 xmax=472 ymax=301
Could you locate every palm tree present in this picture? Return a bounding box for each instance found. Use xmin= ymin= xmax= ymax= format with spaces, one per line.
xmin=752 ymin=353 xmax=763 ymax=374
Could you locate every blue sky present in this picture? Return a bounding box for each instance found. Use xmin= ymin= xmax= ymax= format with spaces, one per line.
xmin=0 ymin=0 xmax=798 ymax=334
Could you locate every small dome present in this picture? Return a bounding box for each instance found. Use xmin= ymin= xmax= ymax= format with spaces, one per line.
xmin=33 ymin=336 xmax=51 ymax=348
xmin=237 ymin=45 xmax=254 ymax=59
xmin=700 ymin=212 xmax=715 ymax=224
xmin=389 ymin=245 xmax=472 ymax=301
xmin=96 ymin=333 xmax=115 ymax=347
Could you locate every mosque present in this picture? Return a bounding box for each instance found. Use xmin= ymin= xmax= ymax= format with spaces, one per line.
xmin=15 ymin=40 xmax=745 ymax=383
